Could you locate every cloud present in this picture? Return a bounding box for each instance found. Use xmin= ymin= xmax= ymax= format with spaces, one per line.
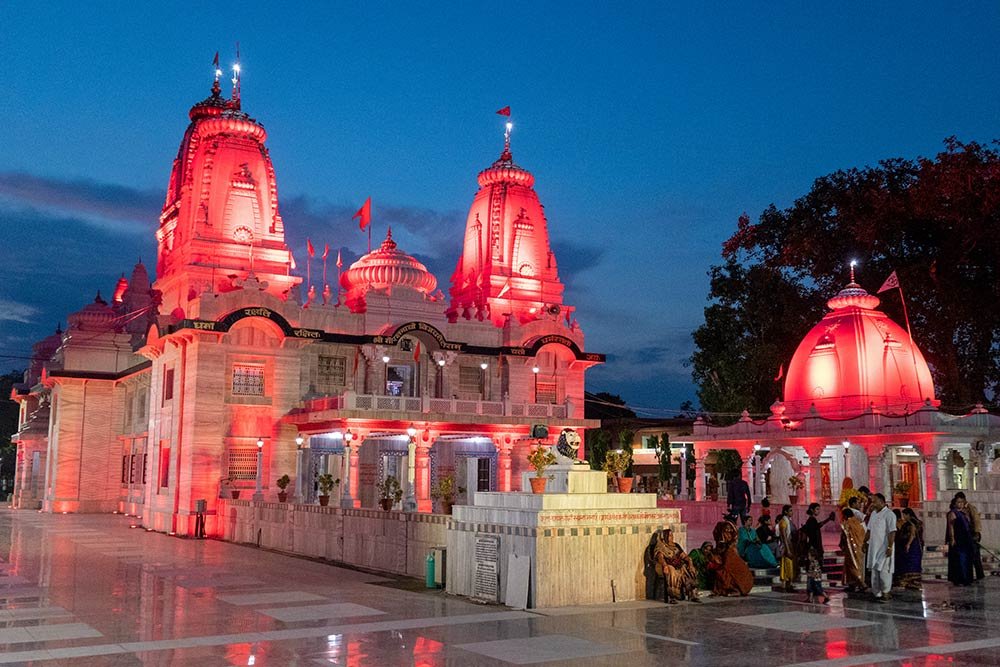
xmin=0 ymin=172 xmax=160 ymax=233
xmin=0 ymin=298 xmax=40 ymax=324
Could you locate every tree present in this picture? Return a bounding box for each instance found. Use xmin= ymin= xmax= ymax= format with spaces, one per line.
xmin=0 ymin=371 xmax=24 ymax=491
xmin=714 ymin=449 xmax=743 ymax=482
xmin=585 ymin=392 xmax=636 ymax=420
xmin=695 ymin=138 xmax=1000 ymax=413
xmin=653 ymin=432 xmax=673 ymax=486
xmin=586 ymin=429 xmax=611 ymax=472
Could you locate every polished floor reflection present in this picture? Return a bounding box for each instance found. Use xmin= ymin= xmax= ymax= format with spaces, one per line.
xmin=0 ymin=510 xmax=999 ymax=665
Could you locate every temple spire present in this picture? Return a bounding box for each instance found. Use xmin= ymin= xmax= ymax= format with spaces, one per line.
xmin=212 ymin=51 xmax=222 ymax=97
xmin=849 ymin=259 xmax=858 ymax=284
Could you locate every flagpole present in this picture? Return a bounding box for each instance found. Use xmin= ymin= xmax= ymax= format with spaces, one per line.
xmin=897 ymin=285 xmax=925 ymax=404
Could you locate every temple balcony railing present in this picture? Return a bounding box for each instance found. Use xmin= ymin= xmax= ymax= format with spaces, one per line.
xmin=299 ymin=391 xmax=568 ymax=420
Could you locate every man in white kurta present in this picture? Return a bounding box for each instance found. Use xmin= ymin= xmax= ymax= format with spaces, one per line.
xmin=865 ymin=493 xmax=896 ymax=601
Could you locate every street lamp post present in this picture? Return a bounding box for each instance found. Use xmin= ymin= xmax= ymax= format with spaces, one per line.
xmin=253 ymin=438 xmax=264 ymax=501
xmin=404 ymin=427 xmax=417 ymax=512
xmin=480 ymin=362 xmax=488 ymax=401
xmin=382 ymin=355 xmax=390 ymax=395
xmin=532 ymin=365 xmax=540 ymax=402
xmin=341 ymin=430 xmax=355 ymax=508
xmin=843 ymin=440 xmax=851 ymax=481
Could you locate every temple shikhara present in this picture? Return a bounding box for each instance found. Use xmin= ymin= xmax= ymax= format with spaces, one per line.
xmin=8 ymin=65 xmax=604 ymax=535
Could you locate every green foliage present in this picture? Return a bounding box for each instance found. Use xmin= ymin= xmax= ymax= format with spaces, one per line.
xmin=652 ymin=433 xmax=673 ymax=484
xmin=697 ymin=139 xmax=1000 ymax=411
xmin=527 ymin=445 xmax=557 ymax=477
xmin=602 ymin=449 xmax=632 ymax=477
xmin=317 ymin=474 xmax=339 ymax=495
xmin=430 ymin=475 xmax=464 ymax=502
xmin=713 ymin=449 xmax=743 ymax=481
xmin=377 ymin=475 xmax=403 ymax=503
xmin=587 ymin=429 xmax=612 ymax=472
xmin=275 ymin=474 xmax=291 ymax=490
xmin=617 ymin=429 xmax=635 ymax=477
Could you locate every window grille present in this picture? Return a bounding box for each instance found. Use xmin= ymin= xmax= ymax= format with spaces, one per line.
xmin=536 ymin=380 xmax=557 ymax=404
xmin=232 ymin=364 xmax=265 ymax=396
xmin=163 ymin=368 xmax=174 ymax=402
xmin=317 ymin=355 xmax=346 ymax=393
xmin=459 ymin=366 xmax=482 ymax=393
xmin=228 ymin=448 xmax=259 ymax=480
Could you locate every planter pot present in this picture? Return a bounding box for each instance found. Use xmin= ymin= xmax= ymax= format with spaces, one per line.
xmin=529 ymin=477 xmax=548 ymax=494
xmin=318 ymin=495 xmax=330 ymax=507
xmin=617 ymin=477 xmax=634 ymax=494
xmin=277 ymin=492 xmax=288 ymax=503
xmin=894 ymin=495 xmax=909 ymax=508
xmin=379 ymin=498 xmax=394 ymax=511
xmin=230 ymin=490 xmax=240 ymax=500
xmin=439 ymin=500 xmax=453 ymax=515
xmin=789 ymin=494 xmax=799 ymax=505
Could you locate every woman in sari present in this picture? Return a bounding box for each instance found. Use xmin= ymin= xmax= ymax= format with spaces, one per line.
xmin=651 ymin=529 xmax=700 ymax=604
xmin=688 ymin=542 xmax=714 ymax=591
xmin=738 ymin=515 xmax=777 ymax=569
xmin=776 ymin=504 xmax=798 ymax=592
xmin=839 ymin=507 xmax=866 ymax=593
xmin=946 ymin=497 xmax=974 ymax=587
xmin=894 ymin=508 xmax=923 ymax=590
xmin=709 ymin=516 xmax=754 ymax=596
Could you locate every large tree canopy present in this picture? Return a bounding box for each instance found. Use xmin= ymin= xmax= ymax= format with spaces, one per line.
xmin=694 ymin=139 xmax=1000 ymax=416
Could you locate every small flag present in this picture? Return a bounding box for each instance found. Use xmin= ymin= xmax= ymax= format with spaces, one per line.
xmin=306 ymin=239 xmax=315 ymax=258
xmin=322 ymin=243 xmax=329 ymax=261
xmin=353 ymin=197 xmax=372 ymax=231
xmin=289 ymin=251 xmax=296 ymax=270
xmin=336 ymin=249 xmax=343 ymax=269
xmin=774 ymin=364 xmax=784 ymax=382
xmin=496 ymin=106 xmax=511 ymax=117
xmin=213 ymin=51 xmax=219 ymax=68
xmin=878 ymin=270 xmax=900 ymax=294
xmin=497 ymin=280 xmax=511 ymax=298
xmin=413 ymin=341 xmax=421 ymax=362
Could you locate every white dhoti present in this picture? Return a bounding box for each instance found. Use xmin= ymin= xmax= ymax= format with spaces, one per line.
xmin=866 ymin=507 xmax=896 ymax=595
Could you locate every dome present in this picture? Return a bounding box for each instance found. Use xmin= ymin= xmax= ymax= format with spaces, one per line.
xmin=783 ymin=279 xmax=936 ymax=418
xmin=67 ymin=293 xmax=117 ymax=332
xmin=340 ymin=229 xmax=437 ymax=313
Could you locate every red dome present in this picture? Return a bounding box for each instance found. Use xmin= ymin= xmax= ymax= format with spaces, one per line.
xmin=783 ymin=280 xmax=936 ymax=418
xmin=340 ymin=229 xmax=437 ymax=313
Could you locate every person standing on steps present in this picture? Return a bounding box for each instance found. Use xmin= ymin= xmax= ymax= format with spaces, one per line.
xmin=727 ymin=471 xmax=752 ymax=524
xmin=864 ymin=493 xmax=896 ymax=602
xmin=777 ymin=504 xmax=798 ymax=592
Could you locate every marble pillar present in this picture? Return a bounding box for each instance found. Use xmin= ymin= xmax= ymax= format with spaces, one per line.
xmin=809 ymin=454 xmax=823 ymax=503
xmin=497 ymin=444 xmax=512 ymax=492
xmin=694 ymin=457 xmax=706 ymax=501
xmin=922 ymin=454 xmax=937 ymax=502
xmin=340 ymin=443 xmax=354 ymax=508
xmin=415 ymin=444 xmax=431 ymax=512
xmin=868 ymin=454 xmax=883 ymax=494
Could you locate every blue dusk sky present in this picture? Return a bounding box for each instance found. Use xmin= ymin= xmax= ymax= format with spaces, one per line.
xmin=2 ymin=2 xmax=999 ymax=412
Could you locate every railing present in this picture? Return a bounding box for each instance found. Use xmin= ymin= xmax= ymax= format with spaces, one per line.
xmin=301 ymin=391 xmax=568 ymax=419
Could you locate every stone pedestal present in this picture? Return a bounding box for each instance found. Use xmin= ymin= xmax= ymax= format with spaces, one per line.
xmin=446 ymin=486 xmax=684 ymax=609
xmin=519 ymin=464 xmax=607 ymax=494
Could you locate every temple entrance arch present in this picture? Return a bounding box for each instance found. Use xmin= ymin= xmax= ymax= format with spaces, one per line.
xmin=760 ymin=448 xmax=801 ymax=505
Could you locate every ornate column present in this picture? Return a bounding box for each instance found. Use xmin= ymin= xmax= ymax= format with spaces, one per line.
xmin=349 ymin=439 xmax=362 ymax=508
xmin=922 ymin=453 xmax=938 ymax=502
xmin=403 ymin=434 xmax=417 ymax=512
xmin=744 ymin=457 xmax=756 ymax=502
xmin=808 ymin=453 xmax=823 ymax=503
xmin=294 ymin=446 xmax=308 ymax=504
xmin=415 ymin=443 xmax=431 ymax=512
xmin=694 ymin=456 xmax=707 ymax=501
xmin=431 ymin=351 xmax=458 ymax=399
xmin=340 ymin=441 xmax=354 ymax=508
xmin=938 ymin=453 xmax=951 ymax=494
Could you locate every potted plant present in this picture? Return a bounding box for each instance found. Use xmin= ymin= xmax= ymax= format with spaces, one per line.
xmin=787 ymin=474 xmax=805 ymax=504
xmin=893 ymin=480 xmax=913 ymax=508
xmin=603 ymin=449 xmax=634 ymax=493
xmin=220 ymin=475 xmax=240 ymax=500
xmin=377 ymin=475 xmax=403 ymax=510
xmin=430 ymin=475 xmax=464 ymax=514
xmin=317 ymin=474 xmax=339 ymax=507
xmin=275 ymin=474 xmax=291 ymax=502
xmin=527 ymin=445 xmax=557 ymax=494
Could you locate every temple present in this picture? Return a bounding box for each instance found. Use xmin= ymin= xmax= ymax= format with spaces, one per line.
xmin=8 ymin=69 xmax=603 ymax=536
xmin=690 ymin=274 xmax=1000 ymax=507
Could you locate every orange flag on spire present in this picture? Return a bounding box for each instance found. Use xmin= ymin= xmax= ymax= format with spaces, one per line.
xmin=306 ymin=239 xmax=315 ymax=257
xmin=496 ymin=106 xmax=511 ymax=117
xmin=353 ymin=197 xmax=372 ymax=231
xmin=322 ymin=243 xmax=330 ymax=260
xmin=213 ymin=51 xmax=219 ymax=68
xmin=336 ymin=249 xmax=343 ymax=269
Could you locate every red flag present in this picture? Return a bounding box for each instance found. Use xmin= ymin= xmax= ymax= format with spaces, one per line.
xmin=322 ymin=243 xmax=330 ymax=260
xmin=497 ymin=280 xmax=512 ymax=298
xmin=336 ymin=249 xmax=343 ymax=269
xmin=774 ymin=363 xmax=784 ymax=382
xmin=878 ymin=270 xmax=900 ymax=294
xmin=306 ymin=239 xmax=315 ymax=257
xmin=213 ymin=52 xmax=219 ymax=68
xmin=353 ymin=197 xmax=371 ymax=231
xmin=413 ymin=341 xmax=421 ymax=362
xmin=496 ymin=106 xmax=511 ymax=117
xmin=289 ymin=251 xmax=296 ymax=270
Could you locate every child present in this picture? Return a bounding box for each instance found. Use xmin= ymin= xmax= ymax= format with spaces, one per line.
xmin=760 ymin=497 xmax=772 ymax=521
xmin=806 ymin=545 xmax=829 ymax=604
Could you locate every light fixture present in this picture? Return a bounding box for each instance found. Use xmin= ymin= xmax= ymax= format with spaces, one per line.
xmin=480 ymin=362 xmax=488 ymax=370
xmin=295 ymin=435 xmax=304 ymax=446
xmin=532 ymin=366 xmax=540 ymax=374
xmin=843 ymin=441 xmax=851 ymax=449
xmin=407 ymin=427 xmax=417 ymax=438
xmin=382 ymin=355 xmax=390 ymax=363
xmin=753 ymin=443 xmax=761 ymax=451
xmin=256 ymin=438 xmax=264 ymax=449
xmin=344 ymin=429 xmax=354 ymax=443
xmin=437 ymin=359 xmax=446 ymax=367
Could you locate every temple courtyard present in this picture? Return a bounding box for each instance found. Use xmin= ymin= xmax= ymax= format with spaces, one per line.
xmin=0 ymin=511 xmax=994 ymax=665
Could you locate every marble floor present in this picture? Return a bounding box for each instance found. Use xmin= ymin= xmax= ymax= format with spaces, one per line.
xmin=0 ymin=511 xmax=999 ymax=665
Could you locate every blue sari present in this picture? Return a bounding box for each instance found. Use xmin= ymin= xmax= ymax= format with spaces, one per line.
xmin=737 ymin=525 xmax=777 ymax=569
xmin=947 ymin=509 xmax=974 ymax=586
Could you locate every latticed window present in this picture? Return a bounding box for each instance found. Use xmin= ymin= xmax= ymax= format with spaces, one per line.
xmin=317 ymin=355 xmax=346 ymax=393
xmin=232 ymin=364 xmax=265 ymax=396
xmin=459 ymin=366 xmax=483 ymax=393
xmin=536 ymin=380 xmax=557 ymax=404
xmin=228 ymin=448 xmax=259 ymax=480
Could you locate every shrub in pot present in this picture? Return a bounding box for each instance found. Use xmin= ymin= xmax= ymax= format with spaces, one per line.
xmin=275 ymin=474 xmax=291 ymax=502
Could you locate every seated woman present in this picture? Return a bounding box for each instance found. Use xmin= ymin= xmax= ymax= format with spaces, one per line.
xmin=688 ymin=542 xmax=714 ymax=591
xmin=651 ymin=529 xmax=700 ymax=604
xmin=738 ymin=515 xmax=777 ymax=569
xmin=709 ymin=516 xmax=754 ymax=596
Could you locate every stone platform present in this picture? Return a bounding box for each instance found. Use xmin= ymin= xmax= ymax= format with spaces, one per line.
xmin=520 ymin=463 xmax=607 ymax=494
xmin=446 ymin=484 xmax=684 ymax=608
